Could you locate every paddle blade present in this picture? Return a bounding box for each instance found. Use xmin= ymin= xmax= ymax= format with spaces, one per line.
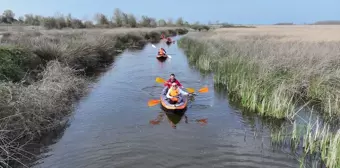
xmin=196 ymin=118 xmax=208 ymax=124
xmin=198 ymin=87 xmax=209 ymax=93
xmin=152 ymin=44 xmax=156 ymax=48
xmin=155 ymin=77 xmax=166 ymax=84
xmin=148 ymin=99 xmax=161 ymax=107
xmin=186 ymin=88 xmax=195 ymax=93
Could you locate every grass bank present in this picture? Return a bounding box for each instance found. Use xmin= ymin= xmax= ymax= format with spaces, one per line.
xmin=0 ymin=27 xmax=188 ymax=167
xmin=178 ymin=26 xmax=340 ymax=168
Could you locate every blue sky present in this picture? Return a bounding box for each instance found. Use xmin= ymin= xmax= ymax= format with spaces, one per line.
xmin=1 ymin=0 xmax=339 ymax=24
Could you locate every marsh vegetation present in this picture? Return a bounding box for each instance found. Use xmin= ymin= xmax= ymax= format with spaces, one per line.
xmin=178 ymin=25 xmax=340 ymax=168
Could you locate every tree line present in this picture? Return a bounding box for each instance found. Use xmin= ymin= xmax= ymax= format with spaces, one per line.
xmin=0 ymin=8 xmax=210 ymax=31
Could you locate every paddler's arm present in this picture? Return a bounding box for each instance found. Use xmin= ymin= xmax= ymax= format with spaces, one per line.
xmin=179 ymin=88 xmax=189 ymax=96
xmin=166 ymin=89 xmax=172 ymax=99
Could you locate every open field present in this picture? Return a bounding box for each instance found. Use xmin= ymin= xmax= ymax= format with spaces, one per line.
xmin=0 ymin=27 xmax=188 ymax=167
xmin=178 ymin=25 xmax=340 ymax=168
xmin=208 ymin=25 xmax=340 ymax=41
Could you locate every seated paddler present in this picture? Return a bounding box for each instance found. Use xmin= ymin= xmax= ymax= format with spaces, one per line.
xmin=166 ymin=82 xmax=190 ymax=104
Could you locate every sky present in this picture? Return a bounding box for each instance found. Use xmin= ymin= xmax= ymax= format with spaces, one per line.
xmin=1 ymin=0 xmax=339 ymax=24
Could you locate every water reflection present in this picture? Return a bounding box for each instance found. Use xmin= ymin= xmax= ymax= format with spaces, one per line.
xmin=149 ymin=111 xmax=208 ymax=129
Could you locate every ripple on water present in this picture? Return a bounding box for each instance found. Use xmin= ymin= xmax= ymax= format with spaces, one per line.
xmin=141 ymin=85 xmax=163 ymax=97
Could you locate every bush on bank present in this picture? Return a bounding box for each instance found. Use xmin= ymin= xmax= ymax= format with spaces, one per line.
xmin=0 ymin=27 xmax=188 ymax=167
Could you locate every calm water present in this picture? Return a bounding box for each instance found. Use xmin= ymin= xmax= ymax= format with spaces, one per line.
xmin=32 ymin=36 xmax=300 ymax=168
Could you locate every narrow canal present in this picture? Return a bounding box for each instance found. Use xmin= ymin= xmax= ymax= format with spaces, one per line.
xmin=32 ymin=36 xmax=300 ymax=168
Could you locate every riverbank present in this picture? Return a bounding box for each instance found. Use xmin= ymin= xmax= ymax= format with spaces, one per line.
xmin=0 ymin=27 xmax=188 ymax=167
xmin=178 ymin=25 xmax=340 ymax=168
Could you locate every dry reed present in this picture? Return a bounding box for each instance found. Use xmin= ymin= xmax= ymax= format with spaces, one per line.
xmin=0 ymin=27 xmax=188 ymax=167
xmin=178 ymin=25 xmax=340 ymax=168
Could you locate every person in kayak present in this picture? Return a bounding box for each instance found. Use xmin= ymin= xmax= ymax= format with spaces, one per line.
xmin=167 ymin=37 xmax=172 ymax=42
xmin=164 ymin=73 xmax=183 ymax=89
xmin=166 ymin=83 xmax=190 ymax=104
xmin=158 ymin=48 xmax=166 ymax=56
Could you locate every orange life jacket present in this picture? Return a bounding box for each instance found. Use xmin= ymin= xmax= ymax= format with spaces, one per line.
xmin=169 ymin=87 xmax=179 ymax=97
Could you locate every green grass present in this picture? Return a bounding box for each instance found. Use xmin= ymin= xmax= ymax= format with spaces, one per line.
xmin=0 ymin=27 xmax=188 ymax=167
xmin=178 ymin=33 xmax=340 ymax=168
xmin=179 ymin=38 xmax=296 ymax=119
xmin=0 ymin=46 xmax=40 ymax=82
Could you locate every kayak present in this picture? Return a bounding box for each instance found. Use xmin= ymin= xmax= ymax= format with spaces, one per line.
xmin=156 ymin=54 xmax=168 ymax=61
xmin=160 ymin=87 xmax=188 ymax=113
xmin=157 ymin=54 xmax=167 ymax=58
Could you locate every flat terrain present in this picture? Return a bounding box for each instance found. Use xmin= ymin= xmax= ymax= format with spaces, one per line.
xmin=210 ymin=25 xmax=340 ymax=42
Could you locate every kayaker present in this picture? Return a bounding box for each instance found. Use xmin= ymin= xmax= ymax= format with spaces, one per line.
xmin=158 ymin=48 xmax=166 ymax=56
xmin=164 ymin=73 xmax=183 ymax=89
xmin=166 ymin=83 xmax=190 ymax=104
xmin=167 ymin=37 xmax=172 ymax=42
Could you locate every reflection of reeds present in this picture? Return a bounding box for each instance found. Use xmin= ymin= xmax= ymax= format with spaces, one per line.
xmin=178 ymin=26 xmax=340 ymax=167
xmin=0 ymin=27 xmax=188 ymax=167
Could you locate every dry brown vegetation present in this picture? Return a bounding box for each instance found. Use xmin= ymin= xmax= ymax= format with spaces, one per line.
xmin=178 ymin=25 xmax=340 ymax=168
xmin=0 ymin=27 xmax=188 ymax=167
xmin=213 ymin=25 xmax=340 ymax=41
xmin=181 ymin=25 xmax=340 ymax=119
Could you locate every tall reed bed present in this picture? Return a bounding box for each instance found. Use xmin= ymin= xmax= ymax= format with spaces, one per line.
xmin=269 ymin=116 xmax=340 ymax=168
xmin=178 ymin=26 xmax=340 ymax=167
xmin=0 ymin=27 xmax=188 ymax=167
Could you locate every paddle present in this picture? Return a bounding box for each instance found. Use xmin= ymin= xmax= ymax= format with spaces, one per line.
xmin=148 ymin=78 xmax=209 ymax=107
xmin=148 ymin=99 xmax=161 ymax=107
xmin=147 ymin=87 xmax=208 ymax=107
xmin=152 ymin=44 xmax=172 ymax=58
xmin=155 ymin=77 xmax=166 ymax=84
xmin=155 ymin=77 xmax=209 ymax=94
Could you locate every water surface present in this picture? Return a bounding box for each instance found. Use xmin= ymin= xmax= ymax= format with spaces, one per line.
xmin=32 ymin=36 xmax=300 ymax=168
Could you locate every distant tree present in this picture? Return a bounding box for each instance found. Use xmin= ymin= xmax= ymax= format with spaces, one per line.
xmin=2 ymin=9 xmax=15 ymax=23
xmin=24 ymin=14 xmax=42 ymax=25
xmin=314 ymin=20 xmax=340 ymax=25
xmin=66 ymin=13 xmax=72 ymax=27
xmin=84 ymin=21 xmax=94 ymax=28
xmin=158 ymin=19 xmax=167 ymax=26
xmin=18 ymin=16 xmax=24 ymax=23
xmin=94 ymin=13 xmax=109 ymax=25
xmin=150 ymin=18 xmax=157 ymax=27
xmin=0 ymin=8 xmax=191 ymax=29
xmin=113 ymin=8 xmax=123 ymax=27
xmin=127 ymin=14 xmax=137 ymax=27
xmin=121 ymin=12 xmax=129 ymax=27
xmin=167 ymin=18 xmax=174 ymax=26
xmin=176 ymin=17 xmax=184 ymax=26
xmin=140 ymin=16 xmax=156 ymax=27
xmin=70 ymin=18 xmax=85 ymax=28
